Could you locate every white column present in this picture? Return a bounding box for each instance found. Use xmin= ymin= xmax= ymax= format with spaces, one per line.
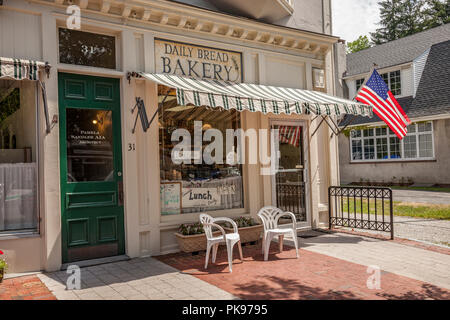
xmin=121 ymin=30 xmax=140 ymax=258
xmin=41 ymin=12 xmax=62 ymax=271
xmin=306 ymin=62 xmax=321 ymax=228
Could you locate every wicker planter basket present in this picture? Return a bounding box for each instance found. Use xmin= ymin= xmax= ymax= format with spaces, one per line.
xmin=223 ymin=224 xmax=263 ymax=244
xmin=175 ymin=231 xmax=221 ymax=253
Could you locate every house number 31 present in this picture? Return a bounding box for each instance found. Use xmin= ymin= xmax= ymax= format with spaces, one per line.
xmin=128 ymin=143 xmax=136 ymax=151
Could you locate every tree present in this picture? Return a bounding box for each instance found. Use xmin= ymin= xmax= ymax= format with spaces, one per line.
xmin=347 ymin=36 xmax=372 ymax=53
xmin=370 ymin=0 xmax=425 ymax=44
xmin=422 ymin=0 xmax=450 ymax=29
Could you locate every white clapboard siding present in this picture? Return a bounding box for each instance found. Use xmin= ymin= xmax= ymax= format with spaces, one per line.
xmin=0 ymin=10 xmax=42 ymax=61
xmin=413 ymin=48 xmax=430 ymax=98
xmin=400 ymin=67 xmax=413 ymax=98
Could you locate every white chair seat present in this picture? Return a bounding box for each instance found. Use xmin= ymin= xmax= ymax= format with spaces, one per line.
xmin=210 ymin=233 xmax=240 ymax=242
xmin=267 ymin=228 xmax=293 ymax=234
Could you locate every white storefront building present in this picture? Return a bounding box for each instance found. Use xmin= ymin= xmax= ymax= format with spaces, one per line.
xmin=0 ymin=0 xmax=372 ymax=273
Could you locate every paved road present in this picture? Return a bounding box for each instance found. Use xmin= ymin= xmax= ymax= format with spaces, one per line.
xmin=393 ymin=189 xmax=450 ymax=205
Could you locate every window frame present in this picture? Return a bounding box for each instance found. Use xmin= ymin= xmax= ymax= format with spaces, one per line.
xmin=157 ymin=90 xmax=247 ymax=218
xmin=349 ymin=122 xmax=435 ymax=163
xmin=0 ymin=81 xmax=41 ymax=236
xmin=355 ymin=70 xmax=402 ymax=96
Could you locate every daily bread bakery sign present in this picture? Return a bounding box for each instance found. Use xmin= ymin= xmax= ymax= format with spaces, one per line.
xmin=155 ymin=39 xmax=242 ymax=83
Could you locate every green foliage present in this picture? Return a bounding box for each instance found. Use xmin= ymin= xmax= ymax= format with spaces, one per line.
xmin=0 ymin=258 xmax=7 ymax=271
xmin=178 ymin=222 xmax=204 ymax=236
xmin=178 ymin=216 xmax=260 ymax=235
xmin=342 ymin=199 xmax=450 ymax=220
xmin=0 ymin=88 xmax=20 ymax=123
xmin=422 ymin=0 xmax=450 ymax=29
xmin=347 ymin=36 xmax=372 ymax=53
xmin=371 ymin=0 xmax=450 ymax=44
xmin=340 ymin=125 xmax=372 ymax=137
xmin=223 ymin=217 xmax=259 ymax=228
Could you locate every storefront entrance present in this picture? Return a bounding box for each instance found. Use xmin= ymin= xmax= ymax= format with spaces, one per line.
xmin=58 ymin=73 xmax=125 ymax=263
xmin=271 ymin=121 xmax=310 ymax=228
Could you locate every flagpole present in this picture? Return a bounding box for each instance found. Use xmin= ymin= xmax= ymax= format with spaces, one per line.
xmin=354 ymin=63 xmax=378 ymax=100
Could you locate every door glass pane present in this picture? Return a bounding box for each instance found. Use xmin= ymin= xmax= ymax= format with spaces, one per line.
xmin=274 ymin=125 xmax=306 ymax=222
xmin=59 ymin=28 xmax=116 ymax=69
xmin=66 ymin=108 xmax=114 ymax=182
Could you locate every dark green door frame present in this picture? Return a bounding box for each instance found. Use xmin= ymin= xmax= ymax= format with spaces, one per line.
xmin=58 ymin=72 xmax=125 ymax=263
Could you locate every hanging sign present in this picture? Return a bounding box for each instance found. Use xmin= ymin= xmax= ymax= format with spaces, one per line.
xmin=155 ymin=39 xmax=243 ymax=83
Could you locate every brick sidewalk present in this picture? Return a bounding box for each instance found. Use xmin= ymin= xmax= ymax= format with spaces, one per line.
xmin=158 ymin=242 xmax=450 ymax=300
xmin=0 ymin=275 xmax=56 ymax=300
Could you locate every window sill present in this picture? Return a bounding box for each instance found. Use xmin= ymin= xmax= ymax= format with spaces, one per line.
xmin=0 ymin=230 xmax=40 ymax=241
xmin=350 ymin=159 xmax=436 ymax=164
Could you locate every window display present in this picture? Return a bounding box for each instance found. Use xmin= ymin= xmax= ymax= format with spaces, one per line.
xmin=158 ymin=86 xmax=244 ymax=215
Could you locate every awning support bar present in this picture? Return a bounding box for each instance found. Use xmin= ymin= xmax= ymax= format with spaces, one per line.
xmin=131 ymin=91 xmax=170 ymax=134
xmin=39 ymin=81 xmax=51 ymax=134
xmin=310 ymin=115 xmax=348 ymax=138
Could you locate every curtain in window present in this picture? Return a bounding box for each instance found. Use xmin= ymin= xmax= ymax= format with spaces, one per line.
xmin=0 ymin=163 xmax=37 ymax=231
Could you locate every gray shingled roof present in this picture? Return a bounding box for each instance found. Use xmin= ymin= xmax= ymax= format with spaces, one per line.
xmin=411 ymin=40 xmax=450 ymax=117
xmin=341 ymin=39 xmax=450 ymax=127
xmin=346 ymin=24 xmax=450 ymax=77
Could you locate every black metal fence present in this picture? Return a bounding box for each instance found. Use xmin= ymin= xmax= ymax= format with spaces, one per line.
xmin=328 ymin=186 xmax=394 ymax=239
xmin=275 ymin=171 xmax=306 ymax=222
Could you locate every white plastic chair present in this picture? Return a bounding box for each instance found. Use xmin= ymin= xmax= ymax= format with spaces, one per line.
xmin=257 ymin=206 xmax=299 ymax=261
xmin=199 ymin=214 xmax=243 ymax=273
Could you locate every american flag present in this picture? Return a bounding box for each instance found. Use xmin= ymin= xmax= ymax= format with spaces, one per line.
xmin=355 ymin=70 xmax=410 ymax=139
xmin=279 ymin=126 xmax=301 ymax=147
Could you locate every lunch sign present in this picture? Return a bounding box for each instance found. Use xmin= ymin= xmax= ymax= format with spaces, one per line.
xmin=155 ymin=39 xmax=243 ymax=83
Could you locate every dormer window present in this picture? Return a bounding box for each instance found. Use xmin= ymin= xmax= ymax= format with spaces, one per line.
xmin=381 ymin=70 xmax=402 ymax=96
xmin=355 ymin=70 xmax=402 ymax=96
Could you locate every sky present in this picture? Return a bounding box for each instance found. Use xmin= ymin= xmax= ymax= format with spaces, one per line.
xmin=332 ymin=0 xmax=380 ymax=42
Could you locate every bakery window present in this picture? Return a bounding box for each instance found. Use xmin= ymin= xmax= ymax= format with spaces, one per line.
xmin=158 ymin=86 xmax=244 ymax=215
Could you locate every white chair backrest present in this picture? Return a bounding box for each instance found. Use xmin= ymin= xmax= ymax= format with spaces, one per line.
xmin=199 ymin=213 xmax=214 ymax=239
xmin=257 ymin=206 xmax=284 ymax=231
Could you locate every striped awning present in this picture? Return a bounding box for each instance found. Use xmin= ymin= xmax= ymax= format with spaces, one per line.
xmin=139 ymin=72 xmax=373 ymax=117
xmin=0 ymin=57 xmax=45 ymax=81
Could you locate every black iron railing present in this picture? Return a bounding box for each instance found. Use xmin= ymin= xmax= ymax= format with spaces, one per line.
xmin=328 ymin=186 xmax=394 ymax=239
xmin=276 ymin=171 xmax=306 ymax=222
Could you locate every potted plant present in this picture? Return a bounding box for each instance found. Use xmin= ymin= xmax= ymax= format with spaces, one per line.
xmin=221 ymin=217 xmax=263 ymax=244
xmin=0 ymin=250 xmax=7 ymax=283
xmin=175 ymin=222 xmax=221 ymax=253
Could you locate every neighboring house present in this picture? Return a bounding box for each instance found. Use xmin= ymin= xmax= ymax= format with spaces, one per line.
xmin=339 ymin=24 xmax=450 ymax=186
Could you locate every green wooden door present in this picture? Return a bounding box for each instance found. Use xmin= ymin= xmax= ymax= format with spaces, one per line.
xmin=59 ymin=73 xmax=125 ymax=263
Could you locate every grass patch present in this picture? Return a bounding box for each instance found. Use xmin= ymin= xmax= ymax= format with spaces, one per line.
xmin=339 ymin=199 xmax=450 ymax=220
xmin=390 ymin=186 xmax=450 ymax=193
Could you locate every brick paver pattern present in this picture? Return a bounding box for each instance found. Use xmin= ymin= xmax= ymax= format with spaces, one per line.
xmin=158 ymin=238 xmax=450 ymax=300
xmin=0 ymin=275 xmax=56 ymax=300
